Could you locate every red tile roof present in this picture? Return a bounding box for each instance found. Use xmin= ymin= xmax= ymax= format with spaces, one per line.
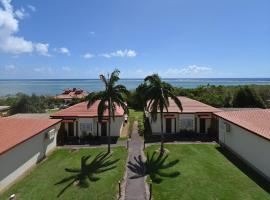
xmin=55 ymin=89 xmax=89 ymax=100
xmin=148 ymin=96 xmax=221 ymax=113
xmin=51 ymin=101 xmax=125 ymax=118
xmin=215 ymin=109 xmax=270 ymax=141
xmin=0 ymin=118 xmax=61 ymax=155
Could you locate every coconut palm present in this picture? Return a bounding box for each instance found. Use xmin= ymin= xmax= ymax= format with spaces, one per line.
xmin=144 ymin=74 xmax=182 ymax=154
xmin=87 ymin=69 xmax=129 ymax=153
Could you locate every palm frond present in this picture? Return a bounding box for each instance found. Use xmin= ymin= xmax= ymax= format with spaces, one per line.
xmin=87 ymin=92 xmax=103 ymax=108
xmin=169 ymin=93 xmax=183 ymax=111
xmin=99 ymin=74 xmax=108 ymax=87
xmin=97 ymin=99 xmax=107 ymax=122
xmin=109 ymin=69 xmax=120 ymax=86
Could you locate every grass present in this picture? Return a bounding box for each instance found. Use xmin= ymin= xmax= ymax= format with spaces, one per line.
xmin=1 ymin=147 xmax=127 ymax=200
xmin=128 ymin=109 xmax=143 ymax=137
xmin=145 ymin=144 xmax=270 ymax=200
xmin=46 ymin=108 xmax=60 ymax=114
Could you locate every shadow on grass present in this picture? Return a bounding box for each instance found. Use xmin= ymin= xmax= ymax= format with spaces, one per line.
xmin=127 ymin=151 xmax=180 ymax=184
xmin=216 ymin=146 xmax=270 ymax=194
xmin=55 ymin=152 xmax=119 ymax=197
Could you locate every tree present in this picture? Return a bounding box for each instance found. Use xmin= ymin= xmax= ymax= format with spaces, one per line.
xmin=144 ymin=74 xmax=182 ymax=154
xmin=127 ymin=83 xmax=148 ymax=110
xmin=232 ymin=86 xmax=266 ymax=108
xmin=87 ymin=69 xmax=129 ymax=153
xmin=10 ymin=94 xmax=47 ymax=114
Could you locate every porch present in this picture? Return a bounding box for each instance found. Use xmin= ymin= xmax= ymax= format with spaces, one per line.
xmin=56 ymin=118 xmax=122 ymax=145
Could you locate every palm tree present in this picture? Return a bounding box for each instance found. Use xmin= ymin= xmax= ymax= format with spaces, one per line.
xmin=144 ymin=74 xmax=182 ymax=154
xmin=87 ymin=69 xmax=129 ymax=153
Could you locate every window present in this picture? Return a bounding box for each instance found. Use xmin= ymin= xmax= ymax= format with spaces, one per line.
xmin=180 ymin=119 xmax=194 ymax=130
xmin=225 ymin=123 xmax=231 ymax=133
xmin=80 ymin=123 xmax=92 ymax=133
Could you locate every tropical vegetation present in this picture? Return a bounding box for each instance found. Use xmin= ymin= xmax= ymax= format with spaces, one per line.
xmin=143 ymin=74 xmax=183 ymax=153
xmin=1 ymin=79 xmax=269 ymax=116
xmin=87 ymin=69 xmax=129 ymax=153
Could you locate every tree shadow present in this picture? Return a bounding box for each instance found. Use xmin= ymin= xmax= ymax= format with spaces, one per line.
xmin=216 ymin=146 xmax=270 ymax=194
xmin=128 ymin=151 xmax=180 ymax=183
xmin=55 ymin=152 xmax=119 ymax=197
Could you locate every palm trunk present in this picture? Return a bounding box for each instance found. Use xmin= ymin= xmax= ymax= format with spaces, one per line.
xmin=160 ymin=111 xmax=164 ymax=154
xmin=108 ymin=117 xmax=111 ymax=153
xmin=108 ymin=99 xmax=111 ymax=153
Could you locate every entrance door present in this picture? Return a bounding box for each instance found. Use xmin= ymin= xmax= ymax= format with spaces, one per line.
xmin=101 ymin=122 xmax=107 ymax=136
xmin=166 ymin=118 xmax=172 ymax=133
xmin=200 ymin=118 xmax=206 ymax=133
xmin=68 ymin=123 xmax=74 ymax=136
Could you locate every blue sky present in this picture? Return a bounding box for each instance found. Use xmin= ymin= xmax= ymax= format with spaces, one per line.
xmin=0 ymin=0 xmax=269 ymax=79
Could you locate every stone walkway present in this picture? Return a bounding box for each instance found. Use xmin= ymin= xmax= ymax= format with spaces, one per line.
xmin=125 ymin=121 xmax=147 ymax=200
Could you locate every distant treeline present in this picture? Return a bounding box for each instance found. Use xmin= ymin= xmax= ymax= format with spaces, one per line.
xmin=1 ymin=85 xmax=270 ymax=114
xmin=127 ymin=84 xmax=270 ymax=110
xmin=0 ymin=93 xmax=80 ymax=114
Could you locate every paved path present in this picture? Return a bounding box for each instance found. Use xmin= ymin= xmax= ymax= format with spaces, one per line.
xmin=125 ymin=121 xmax=147 ymax=200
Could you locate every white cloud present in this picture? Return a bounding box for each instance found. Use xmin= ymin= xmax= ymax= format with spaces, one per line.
xmin=100 ymin=49 xmax=137 ymax=58
xmin=83 ymin=52 xmax=94 ymax=59
xmin=4 ymin=64 xmax=15 ymax=70
xmin=89 ymin=31 xmax=95 ymax=36
xmin=0 ymin=0 xmax=49 ymax=55
xmin=35 ymin=43 xmax=50 ymax=56
xmin=27 ymin=5 xmax=36 ymax=12
xmin=62 ymin=66 xmax=71 ymax=71
xmin=54 ymin=47 xmax=70 ymax=55
xmin=14 ymin=7 xmax=26 ymax=19
xmin=162 ymin=65 xmax=213 ymax=77
xmin=34 ymin=67 xmax=53 ymax=74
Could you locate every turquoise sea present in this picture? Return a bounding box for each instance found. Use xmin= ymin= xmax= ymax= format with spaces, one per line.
xmin=0 ymin=78 xmax=270 ymax=97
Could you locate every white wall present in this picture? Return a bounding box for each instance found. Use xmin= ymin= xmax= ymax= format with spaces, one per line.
xmin=0 ymin=123 xmax=60 ymax=192
xmin=219 ymin=118 xmax=270 ymax=180
xmin=96 ymin=116 xmax=124 ymax=137
xmin=63 ymin=117 xmax=124 ymax=137
xmin=110 ymin=116 xmax=124 ymax=136
xmin=150 ymin=113 xmax=197 ymax=134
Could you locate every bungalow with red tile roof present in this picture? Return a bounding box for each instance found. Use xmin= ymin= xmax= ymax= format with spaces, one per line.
xmin=54 ymin=88 xmax=89 ymax=103
xmin=147 ymin=96 xmax=221 ymax=135
xmin=215 ymin=109 xmax=270 ymax=181
xmin=0 ymin=117 xmax=61 ymax=192
xmin=51 ymin=101 xmax=125 ymax=144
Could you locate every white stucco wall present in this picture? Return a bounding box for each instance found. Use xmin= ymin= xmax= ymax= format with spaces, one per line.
xmin=110 ymin=116 xmax=124 ymax=136
xmin=150 ymin=113 xmax=197 ymax=134
xmin=149 ymin=113 xmax=177 ymax=134
xmin=96 ymin=116 xmax=124 ymax=137
xmin=219 ymin=118 xmax=270 ymax=180
xmin=0 ymin=123 xmax=60 ymax=192
xmin=63 ymin=117 xmax=124 ymax=137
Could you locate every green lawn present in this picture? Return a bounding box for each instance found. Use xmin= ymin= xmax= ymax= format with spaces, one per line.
xmin=128 ymin=109 xmax=143 ymax=122
xmin=145 ymin=144 xmax=270 ymax=200
xmin=1 ymin=147 xmax=127 ymax=200
xmin=128 ymin=109 xmax=144 ymax=137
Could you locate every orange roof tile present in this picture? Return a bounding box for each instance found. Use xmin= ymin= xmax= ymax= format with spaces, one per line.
xmin=51 ymin=101 xmax=125 ymax=118
xmin=148 ymin=96 xmax=221 ymax=113
xmin=0 ymin=118 xmax=61 ymax=155
xmin=55 ymin=91 xmax=89 ymax=100
xmin=215 ymin=109 xmax=270 ymax=141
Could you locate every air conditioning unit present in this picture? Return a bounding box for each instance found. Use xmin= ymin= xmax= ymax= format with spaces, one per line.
xmin=46 ymin=129 xmax=56 ymax=140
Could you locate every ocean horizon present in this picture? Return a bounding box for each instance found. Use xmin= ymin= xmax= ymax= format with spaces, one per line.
xmin=1 ymin=78 xmax=270 ymax=97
